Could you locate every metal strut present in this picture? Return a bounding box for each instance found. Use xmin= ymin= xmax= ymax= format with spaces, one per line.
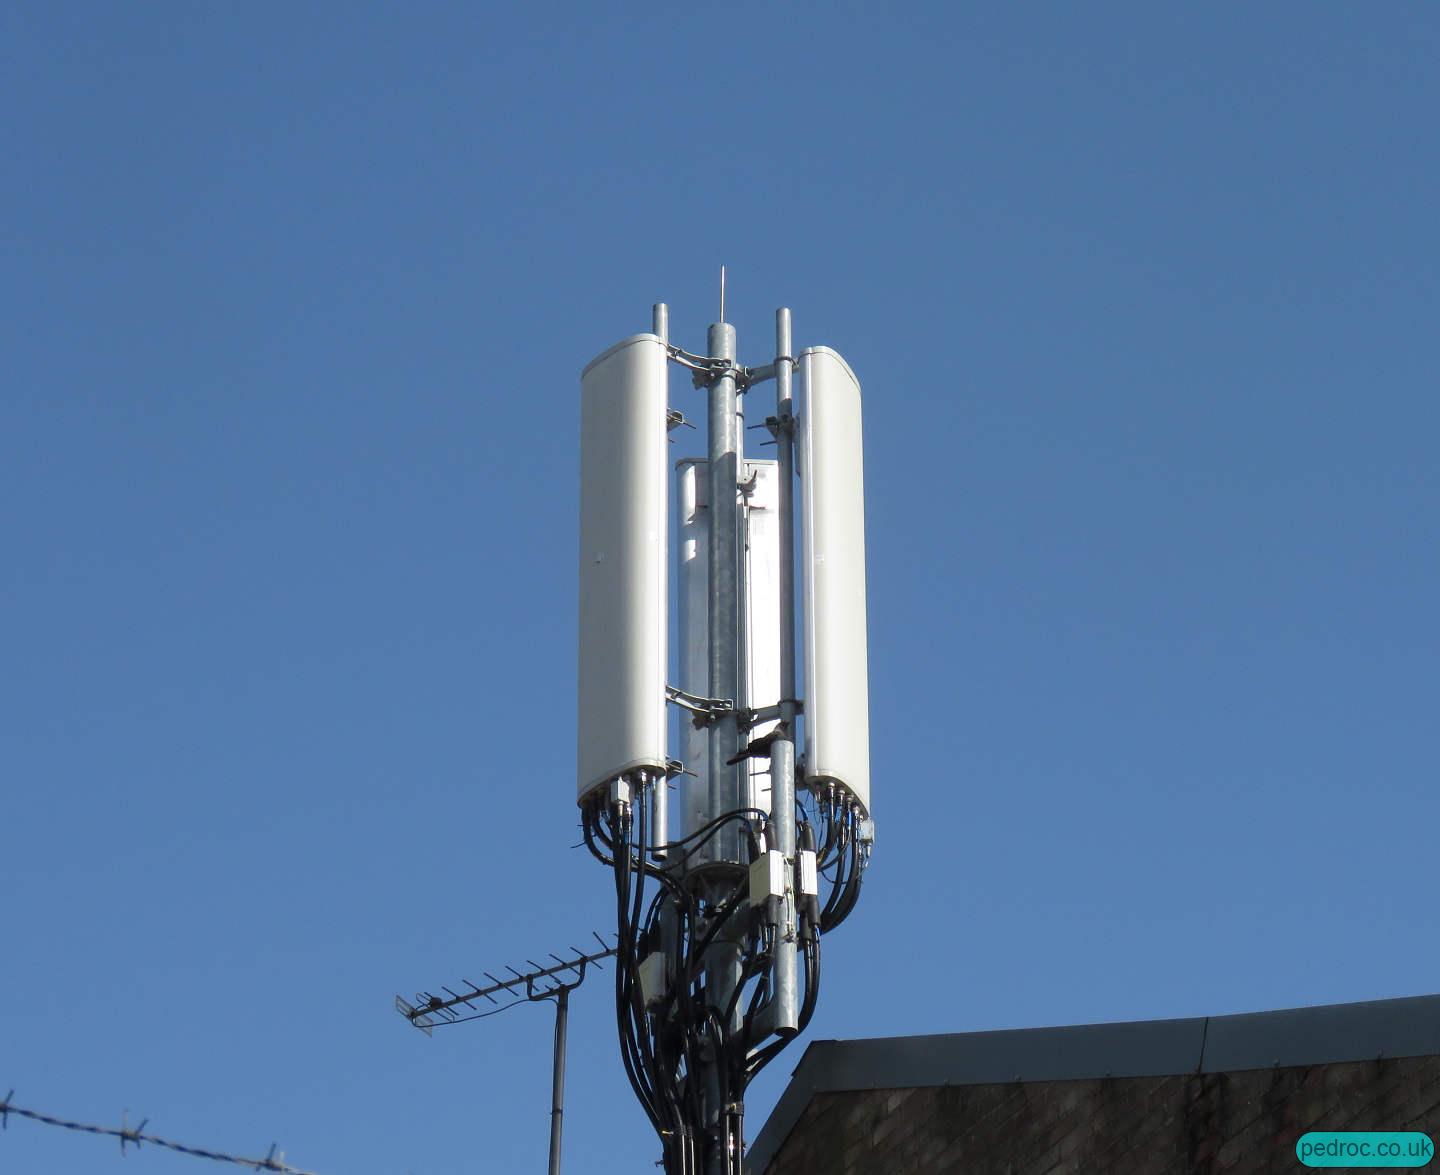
xmin=666 ymin=683 xmax=735 ymax=724
xmin=663 ymin=344 xmax=776 ymax=394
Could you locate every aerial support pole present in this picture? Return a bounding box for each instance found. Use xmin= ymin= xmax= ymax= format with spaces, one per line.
xmin=547 ymin=986 xmax=570 ymax=1175
xmin=704 ymin=315 xmax=744 ymax=1175
xmin=706 ymin=317 xmax=742 ymax=866
xmin=770 ymin=308 xmax=800 ymax=1035
xmin=652 ymin=302 xmax=671 ymax=859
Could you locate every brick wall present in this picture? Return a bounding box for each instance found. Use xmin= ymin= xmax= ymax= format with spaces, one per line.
xmin=763 ymin=1055 xmax=1440 ymax=1174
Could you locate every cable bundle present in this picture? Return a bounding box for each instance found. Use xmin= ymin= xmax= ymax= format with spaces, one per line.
xmin=582 ymin=779 xmax=866 ymax=1175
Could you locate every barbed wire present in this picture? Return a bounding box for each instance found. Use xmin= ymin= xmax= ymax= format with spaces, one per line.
xmin=0 ymin=1089 xmax=318 ymax=1175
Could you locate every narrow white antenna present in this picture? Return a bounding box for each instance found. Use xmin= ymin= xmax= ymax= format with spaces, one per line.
xmin=719 ymin=264 xmax=726 ymax=323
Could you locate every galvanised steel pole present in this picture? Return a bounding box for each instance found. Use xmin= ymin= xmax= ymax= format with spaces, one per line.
xmin=769 ymin=307 xmax=800 ymax=1034
xmin=706 ymin=317 xmax=742 ymax=867
xmin=651 ymin=302 xmax=670 ymax=861
xmin=705 ymin=314 xmax=744 ymax=1175
xmin=547 ymin=986 xmax=569 ymax=1175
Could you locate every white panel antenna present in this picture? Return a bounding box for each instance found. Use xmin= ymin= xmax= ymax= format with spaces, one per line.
xmin=576 ymin=334 xmax=669 ymax=802
xmin=675 ymin=458 xmax=712 ymax=835
xmin=677 ymin=459 xmax=782 ymax=840
xmin=799 ymin=347 xmax=871 ymax=814
xmin=740 ymin=460 xmax=782 ymax=816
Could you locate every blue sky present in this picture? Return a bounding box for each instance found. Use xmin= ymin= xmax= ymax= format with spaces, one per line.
xmin=4 ymin=4 xmax=1438 ymax=1173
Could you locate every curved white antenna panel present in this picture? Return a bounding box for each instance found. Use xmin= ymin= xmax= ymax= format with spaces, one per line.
xmin=740 ymin=459 xmax=782 ymax=817
xmin=675 ymin=458 xmax=711 ymax=831
xmin=799 ymin=347 xmax=871 ymax=814
xmin=676 ymin=458 xmax=783 ymax=838
xmin=577 ymin=334 xmax=669 ymax=802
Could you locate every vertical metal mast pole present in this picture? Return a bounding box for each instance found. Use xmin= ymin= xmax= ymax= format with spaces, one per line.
xmin=707 ymin=314 xmax=742 ymax=865
xmin=770 ymin=307 xmax=800 ymax=1034
xmin=705 ymin=287 xmax=743 ymax=1175
xmin=651 ymin=302 xmax=670 ymax=861
xmin=547 ymin=986 xmax=569 ymax=1175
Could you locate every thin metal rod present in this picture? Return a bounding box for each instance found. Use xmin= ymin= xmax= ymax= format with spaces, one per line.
xmin=649 ymin=306 xmax=669 ymax=860
xmin=548 ymin=986 xmax=570 ymax=1175
xmin=706 ymin=319 xmax=741 ymax=866
xmin=770 ymin=307 xmax=800 ymax=1033
xmin=774 ymin=308 xmax=797 ymax=716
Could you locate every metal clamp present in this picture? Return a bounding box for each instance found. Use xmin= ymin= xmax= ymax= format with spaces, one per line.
xmin=666 ymin=344 xmax=743 ymax=388
xmin=665 ymin=343 xmax=720 ymax=374
xmin=665 ymin=684 xmax=734 ymax=727
xmin=743 ymin=362 xmax=777 ymax=389
xmin=763 ymin=412 xmax=796 ymax=439
xmin=665 ymin=344 xmax=777 ymax=394
xmin=739 ymin=699 xmax=804 ymax=731
xmin=695 ymin=362 xmax=747 ymax=391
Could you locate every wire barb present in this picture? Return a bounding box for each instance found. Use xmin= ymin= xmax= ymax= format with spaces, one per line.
xmin=0 ymin=1092 xmax=317 ymax=1175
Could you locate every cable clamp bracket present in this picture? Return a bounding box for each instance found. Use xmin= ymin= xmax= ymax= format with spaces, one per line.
xmin=666 ymin=684 xmax=734 ymax=727
xmin=664 ymin=344 xmax=773 ymax=393
xmin=764 ymin=411 xmax=796 ymax=439
xmin=665 ymin=343 xmax=719 ymax=374
xmin=696 ymin=361 xmax=748 ymax=391
xmin=666 ymin=344 xmax=740 ymax=388
xmin=739 ymin=699 xmax=804 ymax=731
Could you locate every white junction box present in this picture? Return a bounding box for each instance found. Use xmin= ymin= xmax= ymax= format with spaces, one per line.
xmin=749 ymin=849 xmax=788 ymax=906
xmin=797 ymin=849 xmax=819 ymax=898
xmin=638 ymin=951 xmax=670 ymax=1008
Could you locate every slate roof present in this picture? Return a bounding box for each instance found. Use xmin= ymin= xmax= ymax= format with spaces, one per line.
xmin=747 ymin=992 xmax=1440 ymax=1173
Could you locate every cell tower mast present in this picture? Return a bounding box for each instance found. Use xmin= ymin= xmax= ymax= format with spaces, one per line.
xmin=577 ymin=286 xmax=873 ymax=1175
